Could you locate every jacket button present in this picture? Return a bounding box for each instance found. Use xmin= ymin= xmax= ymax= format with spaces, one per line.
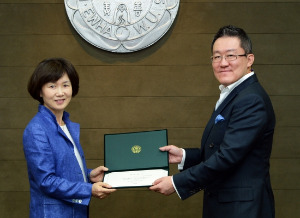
xmin=209 ymin=143 xmax=214 ymax=148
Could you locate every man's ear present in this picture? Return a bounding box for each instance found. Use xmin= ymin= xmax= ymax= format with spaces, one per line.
xmin=247 ymin=54 xmax=255 ymax=68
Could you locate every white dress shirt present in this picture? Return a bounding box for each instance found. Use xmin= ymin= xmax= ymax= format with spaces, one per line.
xmin=61 ymin=125 xmax=87 ymax=182
xmin=215 ymin=72 xmax=254 ymax=110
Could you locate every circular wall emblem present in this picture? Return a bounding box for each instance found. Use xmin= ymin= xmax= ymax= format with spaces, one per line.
xmin=64 ymin=0 xmax=180 ymax=53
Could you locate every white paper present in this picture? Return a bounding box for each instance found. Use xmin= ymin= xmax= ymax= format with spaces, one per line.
xmin=103 ymin=169 xmax=168 ymax=188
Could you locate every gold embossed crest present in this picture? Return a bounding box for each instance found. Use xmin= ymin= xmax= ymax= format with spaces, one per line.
xmin=131 ymin=145 xmax=142 ymax=153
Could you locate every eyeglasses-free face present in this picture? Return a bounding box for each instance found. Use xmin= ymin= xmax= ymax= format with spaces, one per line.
xmin=40 ymin=73 xmax=73 ymax=117
xmin=211 ymin=36 xmax=254 ymax=86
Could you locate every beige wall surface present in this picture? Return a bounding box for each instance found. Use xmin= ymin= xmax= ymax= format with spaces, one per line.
xmin=0 ymin=0 xmax=299 ymax=217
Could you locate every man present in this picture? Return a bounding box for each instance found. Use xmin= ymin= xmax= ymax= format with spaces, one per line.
xmin=150 ymin=25 xmax=275 ymax=218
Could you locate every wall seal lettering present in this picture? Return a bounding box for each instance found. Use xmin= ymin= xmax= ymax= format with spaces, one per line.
xmin=64 ymin=0 xmax=180 ymax=53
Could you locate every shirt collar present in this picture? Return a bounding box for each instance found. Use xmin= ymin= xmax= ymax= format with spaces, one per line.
xmin=38 ymin=104 xmax=70 ymax=125
xmin=219 ymin=71 xmax=254 ymax=93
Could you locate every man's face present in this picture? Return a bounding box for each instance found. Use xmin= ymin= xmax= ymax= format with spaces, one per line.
xmin=212 ymin=36 xmax=254 ymax=86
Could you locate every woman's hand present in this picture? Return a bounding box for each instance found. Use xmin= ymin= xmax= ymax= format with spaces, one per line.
xmin=92 ymin=182 xmax=116 ymax=199
xmin=89 ymin=166 xmax=108 ymax=183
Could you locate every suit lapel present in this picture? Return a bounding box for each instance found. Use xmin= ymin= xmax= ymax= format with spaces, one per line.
xmin=201 ymin=110 xmax=218 ymax=147
xmin=201 ymin=75 xmax=258 ymax=147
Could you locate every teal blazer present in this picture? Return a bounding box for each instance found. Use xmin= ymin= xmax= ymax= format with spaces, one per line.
xmin=23 ymin=105 xmax=93 ymax=218
xmin=173 ymin=75 xmax=275 ymax=218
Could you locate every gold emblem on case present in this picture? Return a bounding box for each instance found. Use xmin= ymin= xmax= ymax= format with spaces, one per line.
xmin=131 ymin=145 xmax=142 ymax=153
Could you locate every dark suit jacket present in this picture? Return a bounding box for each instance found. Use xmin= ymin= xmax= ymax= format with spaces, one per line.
xmin=173 ymin=74 xmax=275 ymax=218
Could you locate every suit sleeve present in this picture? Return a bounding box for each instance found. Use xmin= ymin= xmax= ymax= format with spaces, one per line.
xmin=23 ymin=124 xmax=93 ymax=205
xmin=173 ymin=93 xmax=268 ymax=200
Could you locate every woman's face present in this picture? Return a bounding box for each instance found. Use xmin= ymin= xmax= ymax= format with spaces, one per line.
xmin=40 ymin=73 xmax=72 ymax=115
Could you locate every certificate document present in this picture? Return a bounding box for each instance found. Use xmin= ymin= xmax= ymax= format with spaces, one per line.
xmin=104 ymin=169 xmax=168 ymax=188
xmin=103 ymin=129 xmax=169 ymax=188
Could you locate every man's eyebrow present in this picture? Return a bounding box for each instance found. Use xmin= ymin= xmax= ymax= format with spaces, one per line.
xmin=213 ymin=49 xmax=237 ymax=54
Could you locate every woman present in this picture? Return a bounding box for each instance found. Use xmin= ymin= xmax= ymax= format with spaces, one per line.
xmin=23 ymin=58 xmax=116 ymax=218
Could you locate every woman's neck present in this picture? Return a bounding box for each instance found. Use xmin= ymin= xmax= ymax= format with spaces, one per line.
xmin=57 ymin=119 xmax=65 ymax=126
xmin=54 ymin=112 xmax=64 ymax=126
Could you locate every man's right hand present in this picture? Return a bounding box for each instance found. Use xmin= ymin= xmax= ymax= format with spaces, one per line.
xmin=159 ymin=145 xmax=183 ymax=164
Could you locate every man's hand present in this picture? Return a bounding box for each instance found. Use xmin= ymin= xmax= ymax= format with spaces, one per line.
xmin=160 ymin=145 xmax=183 ymax=164
xmin=149 ymin=176 xmax=175 ymax=196
xmin=92 ymin=182 xmax=116 ymax=199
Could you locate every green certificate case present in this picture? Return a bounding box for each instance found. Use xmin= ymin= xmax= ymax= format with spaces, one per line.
xmin=103 ymin=129 xmax=169 ymax=188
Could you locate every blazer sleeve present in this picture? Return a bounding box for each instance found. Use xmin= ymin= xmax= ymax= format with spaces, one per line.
xmin=173 ymin=93 xmax=269 ymax=200
xmin=182 ymin=148 xmax=202 ymax=170
xmin=23 ymin=123 xmax=93 ymax=206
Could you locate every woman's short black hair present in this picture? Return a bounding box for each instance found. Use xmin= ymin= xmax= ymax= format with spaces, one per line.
xmin=27 ymin=58 xmax=79 ymax=104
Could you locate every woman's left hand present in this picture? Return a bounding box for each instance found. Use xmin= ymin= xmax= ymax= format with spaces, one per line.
xmin=89 ymin=166 xmax=108 ymax=183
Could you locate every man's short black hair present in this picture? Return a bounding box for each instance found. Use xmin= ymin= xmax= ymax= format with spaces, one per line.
xmin=211 ymin=25 xmax=253 ymax=54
